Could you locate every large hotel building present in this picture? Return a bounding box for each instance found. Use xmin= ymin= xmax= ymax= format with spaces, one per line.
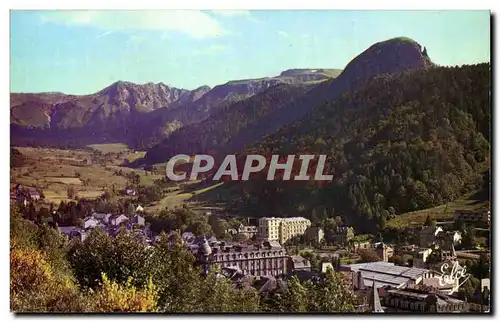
xmin=258 ymin=217 xmax=312 ymax=244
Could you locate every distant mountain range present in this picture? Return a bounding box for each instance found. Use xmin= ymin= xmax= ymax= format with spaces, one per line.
xmin=11 ymin=68 xmax=341 ymax=148
xmin=11 ymin=36 xmax=434 ymax=155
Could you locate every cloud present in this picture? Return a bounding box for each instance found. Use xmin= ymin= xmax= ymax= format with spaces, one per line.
xmin=277 ymin=30 xmax=289 ymax=38
xmin=95 ymin=29 xmax=123 ymax=39
xmin=39 ymin=10 xmax=227 ymax=39
xmin=195 ymin=44 xmax=229 ymax=55
xmin=210 ymin=10 xmax=265 ymax=25
xmin=210 ymin=10 xmax=250 ymax=17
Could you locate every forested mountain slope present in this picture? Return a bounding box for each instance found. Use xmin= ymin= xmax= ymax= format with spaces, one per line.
xmin=145 ymin=37 xmax=434 ymax=162
xmin=145 ymin=83 xmax=311 ymax=164
xmin=228 ymin=63 xmax=490 ymax=232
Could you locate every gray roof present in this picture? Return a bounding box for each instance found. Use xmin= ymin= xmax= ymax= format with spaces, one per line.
xmin=58 ymin=226 xmax=79 ymax=235
xmin=343 ymin=261 xmax=430 ymax=289
xmin=267 ymin=241 xmax=282 ymax=249
xmin=291 ymin=255 xmax=311 ymax=269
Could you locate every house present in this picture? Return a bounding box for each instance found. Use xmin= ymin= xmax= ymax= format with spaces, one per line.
xmin=133 ymin=214 xmax=145 ymax=226
xmin=332 ymin=226 xmax=355 ymax=245
xmin=93 ymin=213 xmax=116 ymax=226
xmin=287 ymin=255 xmax=311 ymax=272
xmin=305 ymin=226 xmax=325 ymax=244
xmin=321 ymin=262 xmax=335 ymax=273
xmin=109 ymin=214 xmax=129 ymax=226
xmin=349 ymin=240 xmax=372 ymax=253
xmin=453 ymin=210 xmax=490 ymax=225
xmin=58 ymin=226 xmax=86 ymax=242
xmin=136 ymin=205 xmax=144 ymax=213
xmin=83 ymin=217 xmax=99 ymax=230
xmin=103 ymin=214 xmax=113 ymax=224
xmin=182 ymin=232 xmax=196 ymax=244
xmin=376 ymin=243 xmax=394 ymax=262
xmin=29 ymin=191 xmax=41 ymax=201
xmin=237 ymin=224 xmax=258 ymax=239
xmin=125 ymin=189 xmax=137 ymax=196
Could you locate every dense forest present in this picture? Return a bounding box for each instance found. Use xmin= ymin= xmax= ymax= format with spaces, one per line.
xmin=145 ymin=83 xmax=310 ymax=164
xmin=225 ymin=64 xmax=490 ymax=232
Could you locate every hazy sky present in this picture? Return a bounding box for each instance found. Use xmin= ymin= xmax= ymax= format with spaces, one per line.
xmin=10 ymin=10 xmax=490 ymax=94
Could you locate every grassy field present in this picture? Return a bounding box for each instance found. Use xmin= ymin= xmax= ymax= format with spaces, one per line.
xmin=386 ymin=193 xmax=490 ymax=229
xmin=11 ymin=146 xmax=228 ymax=215
xmin=106 ymin=165 xmax=164 ymax=186
xmin=86 ymin=143 xmax=130 ymax=154
xmin=11 ymin=147 xmax=136 ymax=204
xmin=144 ymin=181 xmax=225 ymax=214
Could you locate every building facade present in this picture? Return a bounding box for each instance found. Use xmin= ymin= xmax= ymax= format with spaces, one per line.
xmin=453 ymin=210 xmax=490 ymax=225
xmin=380 ymin=288 xmax=468 ymax=312
xmin=376 ymin=243 xmax=394 ymax=262
xmin=258 ymin=217 xmax=311 ymax=244
xmin=194 ymin=239 xmax=289 ymax=277
xmin=333 ymin=226 xmax=355 ymax=245
xmin=237 ymin=224 xmax=258 ymax=239
xmin=258 ymin=217 xmax=281 ymax=242
xmin=287 ymin=255 xmax=312 ymax=272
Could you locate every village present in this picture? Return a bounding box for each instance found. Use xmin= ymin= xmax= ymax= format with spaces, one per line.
xmin=10 ymin=180 xmax=491 ymax=313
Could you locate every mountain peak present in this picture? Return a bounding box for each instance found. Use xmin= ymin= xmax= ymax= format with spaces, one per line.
xmin=338 ymin=37 xmax=433 ymax=83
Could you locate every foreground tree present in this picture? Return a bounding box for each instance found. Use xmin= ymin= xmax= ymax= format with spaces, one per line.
xmin=261 ymin=269 xmax=360 ymax=312
xmin=88 ymin=273 xmax=158 ymax=312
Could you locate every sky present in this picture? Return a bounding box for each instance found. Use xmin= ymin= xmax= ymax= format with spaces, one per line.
xmin=10 ymin=10 xmax=490 ymax=94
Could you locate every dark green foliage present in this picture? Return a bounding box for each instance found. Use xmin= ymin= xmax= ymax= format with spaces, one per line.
xmin=235 ymin=64 xmax=490 ymax=232
xmin=149 ymin=207 xmax=213 ymax=236
xmin=68 ymin=228 xmax=152 ymax=290
xmin=146 ymin=83 xmax=308 ymax=163
xmin=260 ymin=270 xmax=360 ymax=312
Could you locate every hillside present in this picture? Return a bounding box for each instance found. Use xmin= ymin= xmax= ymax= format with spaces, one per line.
xmin=144 ymin=37 xmax=434 ymax=163
xmin=221 ymin=63 xmax=490 ymax=232
xmin=220 ymin=37 xmax=435 ymax=153
xmin=11 ymin=69 xmax=339 ymax=149
xmin=145 ymin=83 xmax=311 ymax=164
